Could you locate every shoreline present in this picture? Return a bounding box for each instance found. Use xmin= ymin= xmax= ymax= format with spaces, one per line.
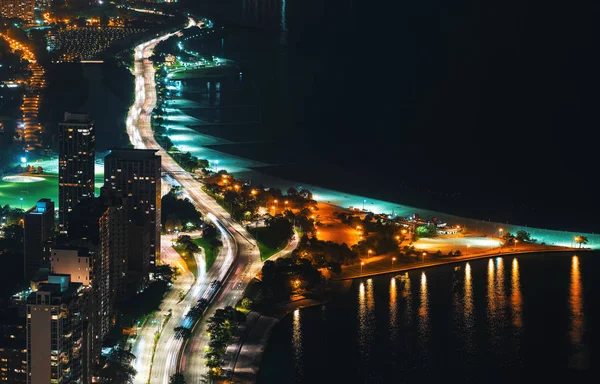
xmin=334 ymin=247 xmax=590 ymax=280
xmin=232 ymin=247 xmax=590 ymax=382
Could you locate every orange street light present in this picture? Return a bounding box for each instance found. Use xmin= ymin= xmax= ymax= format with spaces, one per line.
xmin=294 ymin=279 xmax=300 ymax=288
xmin=360 ymin=261 xmax=365 ymax=273
xmin=392 ymin=257 xmax=396 ymax=266
xmin=368 ymin=249 xmax=373 ymax=257
xmin=274 ymin=199 xmax=278 ymax=203
xmin=271 ymin=205 xmax=275 ymax=210
xmin=395 ymin=235 xmax=400 ymax=240
xmin=401 ymin=229 xmax=407 ymax=234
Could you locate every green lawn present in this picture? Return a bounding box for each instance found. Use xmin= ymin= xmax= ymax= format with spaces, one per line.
xmin=248 ymin=227 xmax=286 ymax=261
xmin=173 ymin=244 xmax=199 ymax=280
xmin=192 ymin=237 xmax=217 ymax=272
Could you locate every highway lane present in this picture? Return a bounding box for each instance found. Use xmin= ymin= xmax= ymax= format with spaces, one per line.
xmin=127 ymin=23 xmax=262 ymax=383
xmin=132 ymin=233 xmax=196 ymax=384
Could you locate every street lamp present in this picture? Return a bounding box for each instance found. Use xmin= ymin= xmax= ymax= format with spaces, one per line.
xmin=422 ymin=252 xmax=427 ymax=263
xmin=467 ymin=244 xmax=471 ymax=255
xmin=392 ymin=257 xmax=396 ymax=266
xmin=363 ymin=199 xmax=366 ymax=210
xmin=514 ymin=239 xmax=518 ymax=250
xmin=499 ymin=228 xmax=503 ymax=237
xmin=360 ymin=261 xmax=365 ymax=274
xmin=368 ymin=249 xmax=373 ymax=258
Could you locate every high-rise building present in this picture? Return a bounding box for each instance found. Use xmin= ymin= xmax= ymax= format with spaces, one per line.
xmin=127 ymin=212 xmax=151 ymax=293
xmin=0 ymin=307 xmax=26 ymax=383
xmin=50 ymin=248 xmax=91 ymax=287
xmin=64 ymin=199 xmax=112 ymax=354
xmin=26 ymin=274 xmax=90 ymax=384
xmin=49 ymin=246 xmax=103 ymax=362
xmin=58 ymin=113 xmax=95 ymax=234
xmin=104 ymin=148 xmax=161 ymax=266
xmin=23 ymin=199 xmax=55 ymax=281
xmin=0 ymin=0 xmax=34 ymax=20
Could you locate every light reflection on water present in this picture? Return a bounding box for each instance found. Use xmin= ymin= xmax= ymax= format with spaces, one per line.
xmin=487 ymin=259 xmax=496 ymax=320
xmin=276 ymin=253 xmax=596 ymax=383
xmin=511 ymin=258 xmax=523 ymax=328
xmin=464 ymin=263 xmax=474 ymax=325
xmin=358 ymin=279 xmax=375 ymax=368
xmin=292 ymin=308 xmax=302 ymax=378
xmin=418 ymin=272 xmax=429 ymax=360
xmin=389 ymin=278 xmax=398 ymax=342
xmin=401 ymin=273 xmax=412 ymax=325
xmin=569 ymin=255 xmax=587 ymax=369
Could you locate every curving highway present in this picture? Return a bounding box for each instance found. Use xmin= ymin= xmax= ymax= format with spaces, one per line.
xmin=126 ymin=21 xmax=262 ymax=383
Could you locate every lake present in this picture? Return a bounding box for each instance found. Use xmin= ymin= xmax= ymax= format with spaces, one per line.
xmin=258 ymin=252 xmax=597 ymax=383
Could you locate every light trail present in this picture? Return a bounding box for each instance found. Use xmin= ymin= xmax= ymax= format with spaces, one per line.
xmin=126 ymin=17 xmax=261 ymax=383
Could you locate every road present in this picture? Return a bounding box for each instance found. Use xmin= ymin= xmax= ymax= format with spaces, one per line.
xmin=126 ymin=24 xmax=262 ymax=383
xmin=132 ymin=233 xmax=199 ymax=383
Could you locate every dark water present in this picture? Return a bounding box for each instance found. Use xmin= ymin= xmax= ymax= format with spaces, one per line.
xmin=258 ymin=252 xmax=598 ymax=383
xmin=183 ymin=0 xmax=600 ymax=232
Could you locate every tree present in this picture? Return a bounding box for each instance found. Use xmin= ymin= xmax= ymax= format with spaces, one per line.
xmin=502 ymin=231 xmax=515 ymax=245
xmin=174 ymin=326 xmax=191 ymax=339
xmin=97 ymin=348 xmax=137 ymax=384
xmin=516 ymin=230 xmax=533 ymax=243
xmin=197 ymin=159 xmax=209 ymax=170
xmin=415 ymin=224 xmax=437 ymax=239
xmin=574 ymin=235 xmax=589 ymax=248
xmin=298 ymin=189 xmax=313 ymax=200
xmin=169 ymin=373 xmax=187 ymax=384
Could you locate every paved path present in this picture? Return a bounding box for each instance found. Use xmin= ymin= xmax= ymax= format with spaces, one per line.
xmin=226 ymin=313 xmax=278 ymax=384
xmin=337 ymin=245 xmax=586 ymax=280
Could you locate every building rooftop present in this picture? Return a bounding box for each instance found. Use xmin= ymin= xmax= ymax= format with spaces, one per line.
xmin=26 ymin=274 xmax=83 ymax=305
xmin=107 ymin=148 xmax=160 ymax=160
xmin=61 ymin=112 xmax=93 ymax=124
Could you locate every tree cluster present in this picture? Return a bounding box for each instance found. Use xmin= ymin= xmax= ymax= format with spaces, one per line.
xmin=96 ymin=347 xmax=136 ymax=384
xmin=169 ymin=373 xmax=187 ymax=384
xmin=293 ymin=236 xmax=358 ymax=271
xmin=205 ymin=306 xmax=246 ymax=376
xmin=203 ymin=172 xmax=318 ymax=222
xmin=162 ymin=189 xmax=203 ymax=232
xmin=502 ymin=230 xmax=537 ymax=245
xmin=250 ymin=257 xmax=323 ymax=308
xmin=258 ymin=215 xmax=294 ymax=250
xmin=415 ymin=224 xmax=437 ymax=239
